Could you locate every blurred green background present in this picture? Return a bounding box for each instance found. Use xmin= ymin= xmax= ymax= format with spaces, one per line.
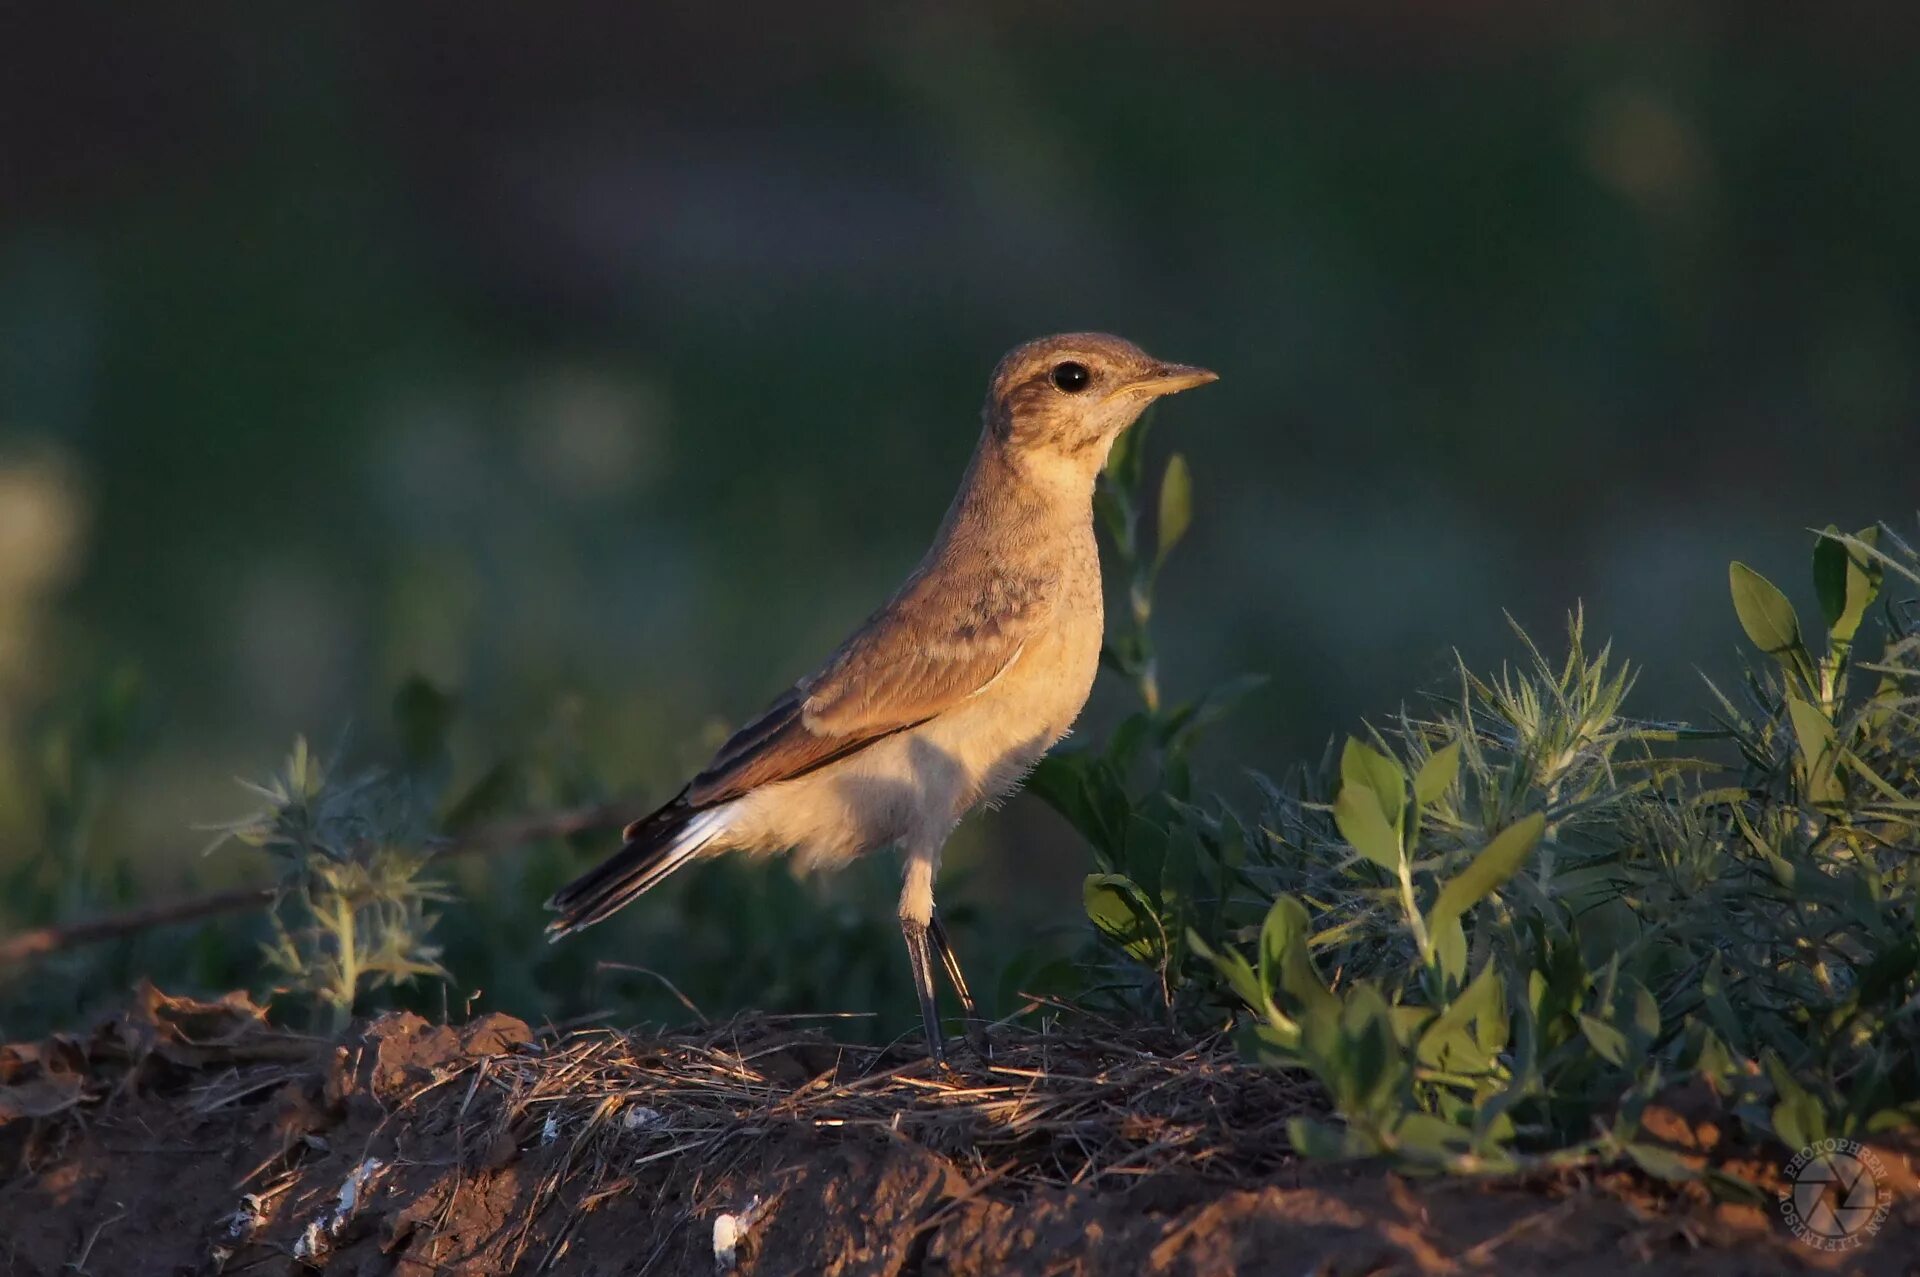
xmin=2 ymin=4 xmax=1917 ymax=1036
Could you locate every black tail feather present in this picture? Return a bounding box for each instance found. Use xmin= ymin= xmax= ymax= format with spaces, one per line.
xmin=544 ymin=799 xmax=716 ymax=938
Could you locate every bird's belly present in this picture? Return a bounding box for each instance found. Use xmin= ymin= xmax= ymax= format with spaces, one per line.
xmin=927 ymin=603 xmax=1102 ymax=804
xmin=725 ymin=608 xmax=1101 ymax=869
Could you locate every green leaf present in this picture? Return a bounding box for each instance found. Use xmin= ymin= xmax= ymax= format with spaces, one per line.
xmin=1865 ymin=1109 xmax=1915 ymax=1135
xmin=1701 ymin=1168 xmax=1770 ymax=1206
xmin=1249 ymin=1018 xmax=1302 ymax=1058
xmin=1413 ymin=741 xmax=1462 ymax=808
xmin=1257 ymin=893 xmax=1302 ymax=1000
xmin=1853 ymin=936 xmax=1920 ymax=1008
xmin=1785 ymin=695 xmax=1845 ymax=805
xmin=1813 ymin=525 xmax=1847 ymax=632
xmin=1103 ymin=713 xmax=1155 ymax=768
xmin=1337 ymin=984 xmax=1410 ymax=1116
xmin=1340 ymin=737 xmax=1407 ymax=829
xmin=1700 ymin=955 xmax=1747 ymax=1053
xmin=1091 ymin=486 xmax=1130 ymax=554
xmin=1729 ymin=561 xmax=1814 ymax=689
xmin=1025 ymin=757 xmax=1106 ymax=853
xmin=1186 ymin=928 xmax=1264 ymax=1012
xmin=1120 ymin=814 xmax=1174 ymax=903
xmin=1082 ymin=873 xmax=1162 ymax=965
xmin=1429 ymin=812 xmax=1546 ymax=926
xmin=1813 ymin=525 xmax=1882 ymax=644
xmin=1334 ymin=783 xmax=1403 ymax=873
xmin=1390 ymin=1113 xmax=1476 ymax=1162
xmin=1772 ymin=1092 xmax=1823 ymax=1154
xmin=1579 ymin=1013 xmax=1629 ymax=1066
xmin=1155 ymin=452 xmax=1192 ymax=566
xmin=1729 ymin=562 xmax=1803 ymax=656
xmin=1430 ymin=914 xmax=1468 ymax=986
xmin=1820 ymin=522 xmax=1850 ymax=633
xmin=1418 ymin=962 xmax=1505 ymax=1073
xmin=1104 ymin=407 xmax=1153 ymax=491
xmin=1159 ymin=673 xmax=1268 ymax=749
xmin=1253 ymin=896 xmax=1339 ymax=1024
xmin=1286 ymin=1117 xmax=1362 ymax=1160
xmin=1629 ymin=980 xmax=1661 ymax=1042
xmin=1766 ymin=1055 xmax=1827 ymax=1151
xmin=1625 ymin=1142 xmax=1699 ymax=1183
xmin=1693 ymin=1028 xmax=1738 ymax=1093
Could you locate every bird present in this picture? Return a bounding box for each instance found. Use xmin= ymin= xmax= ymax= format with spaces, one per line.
xmin=545 ymin=333 xmax=1217 ymax=1061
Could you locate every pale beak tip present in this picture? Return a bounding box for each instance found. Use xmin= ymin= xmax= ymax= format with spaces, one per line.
xmin=1141 ymin=362 xmax=1220 ymax=395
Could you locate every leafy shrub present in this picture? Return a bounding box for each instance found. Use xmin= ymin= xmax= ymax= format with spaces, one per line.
xmin=1041 ymin=449 xmax=1919 ymax=1172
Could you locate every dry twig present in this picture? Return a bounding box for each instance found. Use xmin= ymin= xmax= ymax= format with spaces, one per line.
xmin=0 ymin=800 xmax=646 ymax=968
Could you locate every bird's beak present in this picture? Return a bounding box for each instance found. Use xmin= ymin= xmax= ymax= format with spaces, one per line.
xmin=1125 ymin=361 xmax=1220 ymax=398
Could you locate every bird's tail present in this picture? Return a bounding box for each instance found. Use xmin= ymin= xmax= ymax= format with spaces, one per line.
xmin=544 ymin=802 xmax=733 ymax=939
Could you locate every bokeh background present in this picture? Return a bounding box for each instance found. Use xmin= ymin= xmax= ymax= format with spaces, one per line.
xmin=3 ymin=4 xmax=1917 ymax=1034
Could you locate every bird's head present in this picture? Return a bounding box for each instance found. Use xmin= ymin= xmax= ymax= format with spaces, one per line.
xmin=983 ymin=332 xmax=1216 ymax=477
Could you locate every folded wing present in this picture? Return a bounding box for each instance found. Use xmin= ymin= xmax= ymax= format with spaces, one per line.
xmin=684 ymin=565 xmax=1043 ymax=808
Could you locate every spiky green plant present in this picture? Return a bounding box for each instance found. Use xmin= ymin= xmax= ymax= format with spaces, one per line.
xmin=211 ymin=738 xmax=451 ymax=1033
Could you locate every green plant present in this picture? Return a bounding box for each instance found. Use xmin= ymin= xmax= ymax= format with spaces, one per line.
xmin=0 ymin=668 xmax=176 ymax=1039
xmin=211 ymin=737 xmax=451 ymax=1033
xmin=1030 ymin=419 xmax=1263 ymax=1021
xmin=1058 ymin=510 xmax=1920 ymax=1173
xmin=2 ymin=670 xmax=143 ymax=921
xmin=1188 ymin=617 xmax=1690 ymax=1170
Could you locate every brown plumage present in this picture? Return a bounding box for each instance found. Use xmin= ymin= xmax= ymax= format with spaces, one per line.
xmin=547 ymin=332 xmax=1217 ymax=1060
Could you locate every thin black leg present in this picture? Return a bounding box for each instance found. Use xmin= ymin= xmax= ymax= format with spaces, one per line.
xmin=929 ymin=910 xmax=990 ymax=1059
xmin=900 ymin=916 xmax=945 ymax=1065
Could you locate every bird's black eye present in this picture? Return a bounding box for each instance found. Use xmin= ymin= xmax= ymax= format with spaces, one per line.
xmin=1050 ymin=361 xmax=1091 ymax=393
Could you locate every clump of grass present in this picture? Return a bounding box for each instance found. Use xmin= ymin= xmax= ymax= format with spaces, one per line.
xmin=1042 ymin=444 xmax=1920 ymax=1175
xmin=210 ymin=737 xmax=451 ymax=1033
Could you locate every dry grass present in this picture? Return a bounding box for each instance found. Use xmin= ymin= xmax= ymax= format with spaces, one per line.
xmin=11 ymin=993 xmax=1911 ymax=1275
xmin=490 ymin=1016 xmax=1312 ymax=1182
xmin=406 ymin=1014 xmax=1316 ymax=1271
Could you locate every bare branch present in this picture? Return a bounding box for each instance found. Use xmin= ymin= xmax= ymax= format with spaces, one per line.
xmin=0 ymin=799 xmax=645 ymax=968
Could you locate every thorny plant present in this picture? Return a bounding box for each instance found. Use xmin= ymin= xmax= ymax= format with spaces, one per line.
xmin=1041 ymin=456 xmax=1920 ymax=1177
xmin=209 ymin=737 xmax=450 ymax=1034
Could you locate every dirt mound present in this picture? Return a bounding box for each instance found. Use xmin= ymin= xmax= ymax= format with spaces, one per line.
xmin=0 ymin=987 xmax=1911 ymax=1275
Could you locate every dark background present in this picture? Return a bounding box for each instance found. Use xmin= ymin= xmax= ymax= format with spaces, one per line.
xmin=2 ymin=3 xmax=1917 ymax=1028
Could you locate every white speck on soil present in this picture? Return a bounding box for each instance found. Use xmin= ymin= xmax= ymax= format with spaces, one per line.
xmin=622 ymin=1105 xmax=664 ymax=1131
xmin=711 ymin=1196 xmax=764 ymax=1271
xmin=291 ymin=1157 xmax=386 ymax=1261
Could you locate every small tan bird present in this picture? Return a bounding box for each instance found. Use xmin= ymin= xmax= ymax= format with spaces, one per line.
xmin=547 ymin=333 xmax=1217 ymax=1060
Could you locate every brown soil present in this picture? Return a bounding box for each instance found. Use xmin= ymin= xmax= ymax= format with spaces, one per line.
xmin=0 ymin=986 xmax=1913 ymax=1276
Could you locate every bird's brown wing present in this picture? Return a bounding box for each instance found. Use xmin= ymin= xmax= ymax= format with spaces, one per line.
xmin=682 ymin=567 xmax=1043 ymax=808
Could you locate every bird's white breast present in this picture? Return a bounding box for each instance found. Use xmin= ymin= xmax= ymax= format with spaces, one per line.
xmin=725 ymin=564 xmax=1103 ymax=871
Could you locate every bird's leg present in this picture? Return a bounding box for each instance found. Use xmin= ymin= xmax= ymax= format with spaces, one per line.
xmin=929 ymin=910 xmax=990 ymax=1059
xmin=898 ymin=852 xmax=947 ymax=1064
xmin=899 ymin=915 xmax=945 ymax=1066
